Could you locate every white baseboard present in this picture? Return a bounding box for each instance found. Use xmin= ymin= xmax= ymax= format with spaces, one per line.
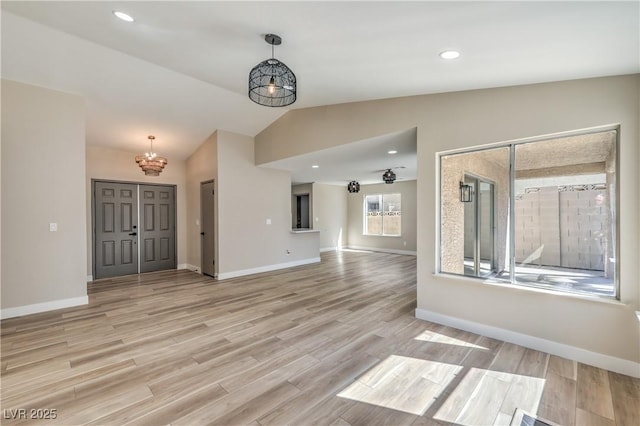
xmin=320 ymin=247 xmax=338 ymax=253
xmin=345 ymin=245 xmax=417 ymax=256
xmin=415 ymin=308 xmax=640 ymax=378
xmin=86 ymin=275 xmax=93 ymax=282
xmin=217 ymin=257 xmax=321 ymax=280
xmin=178 ymin=263 xmax=200 ymax=273
xmin=1 ymin=296 xmax=89 ymax=320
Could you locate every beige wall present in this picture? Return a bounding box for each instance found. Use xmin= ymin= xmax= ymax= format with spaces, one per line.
xmin=217 ymin=130 xmax=319 ymax=276
xmin=86 ymin=145 xmax=187 ymax=277
xmin=347 ymin=180 xmax=417 ymax=253
xmin=312 ymin=183 xmax=348 ymax=250
xmin=255 ymin=74 xmax=640 ymax=365
xmin=1 ymin=80 xmax=87 ymax=310
xmin=256 ymin=98 xmax=416 ymax=165
xmin=418 ymin=76 xmax=638 ymax=363
xmin=185 ymin=133 xmax=218 ymax=270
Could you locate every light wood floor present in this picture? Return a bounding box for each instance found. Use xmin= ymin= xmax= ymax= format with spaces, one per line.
xmin=1 ymin=251 xmax=638 ymax=425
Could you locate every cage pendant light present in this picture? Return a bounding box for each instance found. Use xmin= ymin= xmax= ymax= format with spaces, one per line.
xmin=248 ymin=34 xmax=297 ymax=107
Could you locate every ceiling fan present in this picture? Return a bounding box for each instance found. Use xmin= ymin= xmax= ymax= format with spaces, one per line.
xmin=372 ymin=166 xmax=405 ymax=184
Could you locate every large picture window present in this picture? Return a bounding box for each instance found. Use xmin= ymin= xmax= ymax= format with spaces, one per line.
xmin=364 ymin=193 xmax=402 ymax=236
xmin=439 ymin=128 xmax=618 ymax=299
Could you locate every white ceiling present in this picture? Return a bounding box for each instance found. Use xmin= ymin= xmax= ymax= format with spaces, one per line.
xmin=2 ymin=1 xmax=638 ymax=183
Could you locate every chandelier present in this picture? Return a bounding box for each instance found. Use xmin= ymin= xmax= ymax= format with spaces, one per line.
xmin=382 ymin=169 xmax=396 ymax=184
xmin=248 ymin=34 xmax=297 ymax=107
xmin=347 ymin=181 xmax=360 ymax=193
xmin=135 ymin=135 xmax=167 ymax=176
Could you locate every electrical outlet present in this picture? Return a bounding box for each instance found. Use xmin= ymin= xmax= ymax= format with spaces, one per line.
xmin=49 ymin=223 xmax=58 ymax=232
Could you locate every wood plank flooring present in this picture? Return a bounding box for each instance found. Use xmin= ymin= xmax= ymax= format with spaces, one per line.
xmin=1 ymin=251 xmax=638 ymax=425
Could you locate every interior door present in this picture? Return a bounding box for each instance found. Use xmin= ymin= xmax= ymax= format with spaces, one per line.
xmin=94 ymin=182 xmax=139 ymax=279
xmin=200 ymin=180 xmax=215 ymax=277
xmin=139 ymin=185 xmax=176 ymax=273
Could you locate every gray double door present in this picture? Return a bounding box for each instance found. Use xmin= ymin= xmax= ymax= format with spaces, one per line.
xmin=94 ymin=181 xmax=176 ymax=279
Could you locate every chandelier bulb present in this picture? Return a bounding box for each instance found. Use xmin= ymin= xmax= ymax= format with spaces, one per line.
xmin=268 ymin=76 xmax=276 ymax=94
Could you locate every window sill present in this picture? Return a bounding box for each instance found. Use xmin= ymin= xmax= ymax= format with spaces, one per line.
xmin=431 ymin=272 xmax=625 ymax=307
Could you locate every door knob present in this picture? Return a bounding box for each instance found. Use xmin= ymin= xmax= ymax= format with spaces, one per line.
xmin=200 ymin=232 xmax=205 ymax=236
xmin=128 ymin=232 xmax=137 ymax=236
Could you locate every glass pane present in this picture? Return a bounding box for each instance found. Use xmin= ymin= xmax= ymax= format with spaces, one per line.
xmin=463 ymin=178 xmax=476 ymax=276
xmin=364 ymin=194 xmax=382 ymax=235
xmin=440 ymin=147 xmax=510 ymax=277
xmin=478 ymin=181 xmax=494 ymax=277
xmin=383 ymin=193 xmax=401 ymax=236
xmin=513 ymin=131 xmax=617 ymax=297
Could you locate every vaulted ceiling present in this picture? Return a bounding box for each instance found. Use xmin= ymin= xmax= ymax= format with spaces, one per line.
xmin=2 ymin=1 xmax=638 ymax=183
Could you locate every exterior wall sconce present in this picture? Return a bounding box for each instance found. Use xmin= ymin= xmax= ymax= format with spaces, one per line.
xmin=460 ymin=181 xmax=473 ymax=202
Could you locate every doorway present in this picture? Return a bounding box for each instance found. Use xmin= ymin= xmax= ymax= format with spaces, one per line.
xmin=93 ymin=180 xmax=176 ymax=279
xmin=295 ymin=194 xmax=310 ymax=229
xmin=463 ymin=175 xmax=496 ymax=277
xmin=200 ymin=180 xmax=215 ymax=277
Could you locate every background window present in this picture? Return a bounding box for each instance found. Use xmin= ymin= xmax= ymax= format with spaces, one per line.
xmin=364 ymin=194 xmax=402 ymax=236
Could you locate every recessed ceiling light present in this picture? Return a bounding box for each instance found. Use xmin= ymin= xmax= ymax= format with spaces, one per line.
xmin=388 ymin=150 xmax=398 ymax=154
xmin=312 ymin=165 xmax=319 ymax=168
xmin=113 ymin=11 xmax=134 ymax=22
xmin=439 ymin=50 xmax=460 ymax=60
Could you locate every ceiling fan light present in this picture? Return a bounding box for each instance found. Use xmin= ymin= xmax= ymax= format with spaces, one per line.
xmin=382 ymin=169 xmax=396 ymax=184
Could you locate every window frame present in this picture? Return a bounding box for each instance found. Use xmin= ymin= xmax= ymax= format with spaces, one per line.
xmin=363 ymin=193 xmax=402 ymax=237
xmin=436 ymin=125 xmax=620 ymax=300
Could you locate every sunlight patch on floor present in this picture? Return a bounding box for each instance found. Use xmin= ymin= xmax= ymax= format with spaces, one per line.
xmin=414 ymin=330 xmax=488 ymax=350
xmin=337 ymin=355 xmax=461 ymax=415
xmin=434 ymin=367 xmax=546 ymax=425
